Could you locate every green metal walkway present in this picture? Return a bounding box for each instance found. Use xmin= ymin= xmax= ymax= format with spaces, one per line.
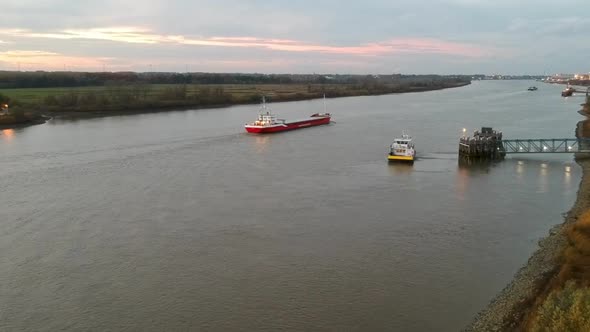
xmin=500 ymin=138 xmax=590 ymax=154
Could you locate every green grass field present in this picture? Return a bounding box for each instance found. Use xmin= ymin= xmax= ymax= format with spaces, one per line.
xmin=0 ymin=84 xmax=341 ymax=105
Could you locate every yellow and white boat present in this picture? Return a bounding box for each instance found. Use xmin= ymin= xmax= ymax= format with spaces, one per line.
xmin=388 ymin=133 xmax=416 ymax=162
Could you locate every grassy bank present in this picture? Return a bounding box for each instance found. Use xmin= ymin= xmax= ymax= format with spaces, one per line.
xmin=0 ymin=80 xmax=469 ymax=119
xmin=528 ymin=281 xmax=590 ymax=330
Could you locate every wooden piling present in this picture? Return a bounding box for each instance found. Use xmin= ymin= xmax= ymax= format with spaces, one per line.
xmin=459 ymin=127 xmax=505 ymax=159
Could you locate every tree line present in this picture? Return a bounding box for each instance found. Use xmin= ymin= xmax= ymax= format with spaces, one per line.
xmin=38 ymin=85 xmax=238 ymax=112
xmin=0 ymin=71 xmax=471 ymax=89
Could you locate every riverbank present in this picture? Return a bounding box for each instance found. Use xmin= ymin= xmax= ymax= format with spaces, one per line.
xmin=465 ymin=120 xmax=590 ymax=331
xmin=0 ymin=113 xmax=50 ymax=130
xmin=0 ymin=81 xmax=469 ymax=127
xmin=52 ymin=82 xmax=469 ymax=119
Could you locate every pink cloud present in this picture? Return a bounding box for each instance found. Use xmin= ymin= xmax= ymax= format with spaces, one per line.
xmin=0 ymin=27 xmax=492 ymax=58
xmin=0 ymin=50 xmax=112 ymax=71
xmin=184 ymin=35 xmax=489 ymax=57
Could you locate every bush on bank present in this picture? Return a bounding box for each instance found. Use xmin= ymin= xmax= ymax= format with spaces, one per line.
xmin=529 ymin=281 xmax=590 ymax=331
xmin=526 ymin=210 xmax=590 ymax=330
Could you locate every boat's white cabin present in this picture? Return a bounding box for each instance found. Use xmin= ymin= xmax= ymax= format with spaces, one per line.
xmin=254 ymin=112 xmax=277 ymax=126
xmin=391 ymin=134 xmax=414 ymax=148
xmin=390 ymin=134 xmax=415 ymax=156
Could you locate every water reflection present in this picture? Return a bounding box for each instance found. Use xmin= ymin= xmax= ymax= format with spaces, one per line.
xmin=456 ymin=157 xmax=573 ymax=195
xmin=538 ymin=162 xmax=549 ymax=193
xmin=1 ymin=129 xmax=15 ymax=142
xmin=564 ymin=164 xmax=572 ymax=186
xmin=457 ymin=157 xmax=494 ymax=174
xmin=515 ymin=160 xmax=525 ymax=178
xmin=455 ymin=159 xmax=498 ymax=200
xmin=455 ymin=166 xmax=469 ymax=201
xmin=253 ymin=135 xmax=270 ymax=154
xmin=387 ymin=162 xmax=414 ymax=175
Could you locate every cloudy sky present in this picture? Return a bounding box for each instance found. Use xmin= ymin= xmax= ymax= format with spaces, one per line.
xmin=0 ymin=0 xmax=589 ymax=74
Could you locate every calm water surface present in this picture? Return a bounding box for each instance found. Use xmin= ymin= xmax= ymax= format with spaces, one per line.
xmin=0 ymin=81 xmax=584 ymax=331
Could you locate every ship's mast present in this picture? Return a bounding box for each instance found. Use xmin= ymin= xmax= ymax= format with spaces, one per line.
xmin=323 ymin=94 xmax=326 ymax=113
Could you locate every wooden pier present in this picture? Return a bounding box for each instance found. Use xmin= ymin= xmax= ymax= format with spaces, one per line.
xmin=459 ymin=127 xmax=505 ymax=159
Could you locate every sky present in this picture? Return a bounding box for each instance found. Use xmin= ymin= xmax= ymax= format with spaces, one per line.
xmin=0 ymin=0 xmax=589 ymax=74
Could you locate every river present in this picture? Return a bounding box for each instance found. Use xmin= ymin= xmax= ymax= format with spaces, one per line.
xmin=0 ymin=81 xmax=584 ymax=331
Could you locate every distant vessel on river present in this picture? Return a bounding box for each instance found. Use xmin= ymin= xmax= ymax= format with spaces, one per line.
xmin=562 ymin=86 xmax=575 ymax=97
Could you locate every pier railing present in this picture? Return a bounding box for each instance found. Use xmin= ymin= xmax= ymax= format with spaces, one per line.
xmin=501 ymin=138 xmax=590 ymax=153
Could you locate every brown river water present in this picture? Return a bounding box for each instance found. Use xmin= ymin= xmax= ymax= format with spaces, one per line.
xmin=0 ymin=81 xmax=584 ymax=331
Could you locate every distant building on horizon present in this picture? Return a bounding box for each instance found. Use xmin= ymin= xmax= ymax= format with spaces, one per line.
xmin=574 ymin=73 xmax=590 ymax=81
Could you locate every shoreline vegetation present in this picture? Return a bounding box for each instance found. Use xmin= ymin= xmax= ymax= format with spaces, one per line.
xmin=466 ymin=98 xmax=590 ymax=331
xmin=0 ymin=113 xmax=49 ymax=130
xmin=0 ymin=71 xmax=471 ymax=129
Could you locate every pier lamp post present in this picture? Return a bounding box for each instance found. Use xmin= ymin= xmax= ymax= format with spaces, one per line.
xmin=462 ymin=128 xmax=467 ymax=138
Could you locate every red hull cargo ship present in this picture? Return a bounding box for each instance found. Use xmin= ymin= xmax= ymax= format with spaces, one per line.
xmin=244 ymin=97 xmax=331 ymax=134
